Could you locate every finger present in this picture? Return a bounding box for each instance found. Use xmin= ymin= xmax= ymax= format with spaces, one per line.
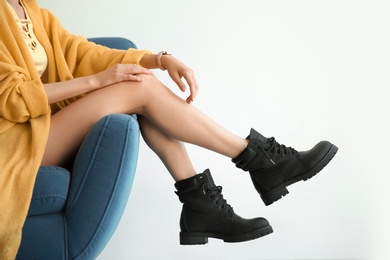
xmin=121 ymin=64 xmax=152 ymax=75
xmin=140 ymin=68 xmax=153 ymax=74
xmin=186 ymin=95 xmax=193 ymax=104
xmin=183 ymin=73 xmax=198 ymax=103
xmin=170 ymin=72 xmax=187 ymax=92
xmin=123 ymin=74 xmax=143 ymax=82
xmin=133 ymin=67 xmax=153 ymax=75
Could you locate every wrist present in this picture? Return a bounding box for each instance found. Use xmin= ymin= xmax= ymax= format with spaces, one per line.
xmin=157 ymin=51 xmax=172 ymax=71
xmin=87 ymin=75 xmax=100 ymax=91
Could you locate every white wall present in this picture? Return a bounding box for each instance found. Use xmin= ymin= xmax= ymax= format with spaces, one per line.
xmin=37 ymin=0 xmax=390 ymax=259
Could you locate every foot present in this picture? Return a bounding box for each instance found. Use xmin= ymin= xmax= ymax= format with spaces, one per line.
xmin=232 ymin=129 xmax=338 ymax=206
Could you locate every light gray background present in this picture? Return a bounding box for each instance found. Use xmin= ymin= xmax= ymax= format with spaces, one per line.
xmin=38 ymin=0 xmax=389 ymax=259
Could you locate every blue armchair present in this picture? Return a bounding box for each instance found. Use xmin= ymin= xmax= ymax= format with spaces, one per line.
xmin=17 ymin=38 xmax=140 ymax=259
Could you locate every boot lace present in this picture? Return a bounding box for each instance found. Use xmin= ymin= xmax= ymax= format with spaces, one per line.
xmin=203 ymin=184 xmax=234 ymax=219
xmin=265 ymin=137 xmax=298 ymax=156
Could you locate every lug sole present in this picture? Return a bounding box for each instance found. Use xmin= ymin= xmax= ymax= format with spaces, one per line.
xmin=260 ymin=144 xmax=339 ymax=206
xmin=179 ymin=225 xmax=273 ymax=245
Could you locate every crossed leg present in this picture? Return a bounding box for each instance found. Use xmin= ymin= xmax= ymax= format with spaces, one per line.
xmin=42 ymin=74 xmax=248 ymax=181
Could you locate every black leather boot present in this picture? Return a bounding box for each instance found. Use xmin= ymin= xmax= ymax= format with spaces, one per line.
xmin=175 ymin=169 xmax=273 ymax=245
xmin=232 ymin=128 xmax=338 ymax=206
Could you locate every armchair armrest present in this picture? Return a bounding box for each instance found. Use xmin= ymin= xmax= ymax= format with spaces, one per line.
xmin=88 ymin=37 xmax=138 ymax=49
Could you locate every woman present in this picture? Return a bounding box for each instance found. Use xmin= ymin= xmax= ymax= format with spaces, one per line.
xmin=0 ymin=0 xmax=338 ymax=258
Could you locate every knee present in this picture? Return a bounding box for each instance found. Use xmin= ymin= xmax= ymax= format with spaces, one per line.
xmin=113 ymin=74 xmax=162 ymax=96
xmin=138 ymin=73 xmax=163 ymax=88
xmin=99 ymin=74 xmax=167 ymax=114
xmin=133 ymin=73 xmax=171 ymax=98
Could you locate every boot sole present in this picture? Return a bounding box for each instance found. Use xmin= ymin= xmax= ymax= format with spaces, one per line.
xmin=179 ymin=225 xmax=273 ymax=245
xmin=261 ymin=143 xmax=339 ymax=206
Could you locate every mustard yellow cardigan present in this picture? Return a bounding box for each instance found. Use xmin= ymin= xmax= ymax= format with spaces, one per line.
xmin=0 ymin=0 xmax=151 ymax=258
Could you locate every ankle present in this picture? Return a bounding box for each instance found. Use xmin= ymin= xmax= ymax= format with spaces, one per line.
xmin=172 ymin=170 xmax=197 ymax=182
xmin=230 ymin=138 xmax=249 ymax=159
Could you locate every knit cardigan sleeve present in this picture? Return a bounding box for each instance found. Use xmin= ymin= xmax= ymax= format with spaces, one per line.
xmin=33 ymin=7 xmax=152 ymax=112
xmin=0 ymin=5 xmax=50 ymax=133
xmin=0 ymin=56 xmax=49 ymax=130
xmin=39 ymin=8 xmax=152 ymax=80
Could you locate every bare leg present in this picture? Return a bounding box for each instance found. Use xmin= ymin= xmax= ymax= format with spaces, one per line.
xmin=42 ymin=75 xmax=248 ymax=171
xmin=138 ymin=116 xmax=196 ymax=181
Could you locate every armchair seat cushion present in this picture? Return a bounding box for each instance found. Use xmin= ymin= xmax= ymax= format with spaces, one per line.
xmin=28 ymin=167 xmax=70 ymax=216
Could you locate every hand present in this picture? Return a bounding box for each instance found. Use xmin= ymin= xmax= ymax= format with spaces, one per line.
xmin=91 ymin=64 xmax=152 ymax=89
xmin=162 ymin=55 xmax=199 ymax=104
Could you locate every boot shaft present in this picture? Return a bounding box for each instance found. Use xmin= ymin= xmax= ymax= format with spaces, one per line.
xmin=232 ymin=128 xmax=298 ymax=171
xmin=175 ymin=169 xmax=228 ymax=214
xmin=175 ymin=169 xmax=234 ymax=231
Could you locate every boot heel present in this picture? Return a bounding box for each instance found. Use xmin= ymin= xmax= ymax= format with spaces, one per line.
xmin=261 ymin=186 xmax=289 ymax=206
xmin=180 ymin=232 xmax=208 ymax=245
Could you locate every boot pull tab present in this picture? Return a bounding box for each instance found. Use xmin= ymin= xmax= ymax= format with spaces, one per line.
xmin=202 ymin=183 xmax=207 ymax=195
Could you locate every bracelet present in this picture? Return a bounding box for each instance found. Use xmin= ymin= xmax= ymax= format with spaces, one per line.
xmin=157 ymin=51 xmax=171 ymax=71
